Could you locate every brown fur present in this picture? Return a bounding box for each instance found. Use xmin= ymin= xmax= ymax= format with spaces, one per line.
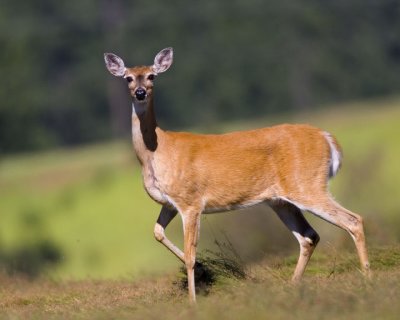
xmin=155 ymin=124 xmax=331 ymax=212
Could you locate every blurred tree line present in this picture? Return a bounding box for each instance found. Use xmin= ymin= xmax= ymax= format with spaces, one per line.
xmin=0 ymin=0 xmax=399 ymax=154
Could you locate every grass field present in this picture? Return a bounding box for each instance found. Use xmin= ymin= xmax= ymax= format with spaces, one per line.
xmin=1 ymin=97 xmax=400 ymax=318
xmin=1 ymin=246 xmax=400 ymax=319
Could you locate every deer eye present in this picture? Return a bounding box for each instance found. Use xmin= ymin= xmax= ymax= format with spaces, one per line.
xmin=126 ymin=76 xmax=133 ymax=83
xmin=147 ymin=74 xmax=155 ymax=81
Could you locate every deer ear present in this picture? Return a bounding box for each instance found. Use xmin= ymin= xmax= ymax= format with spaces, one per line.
xmin=104 ymin=53 xmax=126 ymax=77
xmin=152 ymin=47 xmax=173 ymax=73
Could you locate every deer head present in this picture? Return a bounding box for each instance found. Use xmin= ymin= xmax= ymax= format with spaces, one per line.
xmin=104 ymin=48 xmax=173 ymax=103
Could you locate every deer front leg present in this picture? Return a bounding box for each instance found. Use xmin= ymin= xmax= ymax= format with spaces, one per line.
xmin=182 ymin=212 xmax=201 ymax=304
xmin=154 ymin=206 xmax=184 ymax=262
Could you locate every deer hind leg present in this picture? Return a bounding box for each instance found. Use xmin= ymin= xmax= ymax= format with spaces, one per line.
xmin=269 ymin=200 xmax=320 ymax=282
xmin=295 ymin=195 xmax=371 ymax=277
xmin=154 ymin=205 xmax=184 ymax=262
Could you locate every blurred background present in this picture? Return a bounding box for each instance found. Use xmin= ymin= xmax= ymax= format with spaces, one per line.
xmin=0 ymin=0 xmax=399 ymax=280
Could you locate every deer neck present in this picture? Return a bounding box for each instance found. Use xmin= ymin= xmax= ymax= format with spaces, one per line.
xmin=131 ymin=97 xmax=160 ymax=165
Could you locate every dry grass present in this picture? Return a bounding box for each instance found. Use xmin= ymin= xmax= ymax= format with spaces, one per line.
xmin=0 ymin=274 xmax=184 ymax=319
xmin=1 ymin=246 xmax=400 ymax=319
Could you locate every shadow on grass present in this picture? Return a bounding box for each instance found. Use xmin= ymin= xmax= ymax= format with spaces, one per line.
xmin=178 ymin=238 xmax=247 ymax=295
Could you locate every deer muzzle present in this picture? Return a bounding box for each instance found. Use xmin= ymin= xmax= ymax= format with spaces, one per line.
xmin=135 ymin=87 xmax=147 ymax=101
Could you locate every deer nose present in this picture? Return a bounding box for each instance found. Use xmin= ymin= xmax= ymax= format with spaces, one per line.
xmin=135 ymin=87 xmax=146 ymax=101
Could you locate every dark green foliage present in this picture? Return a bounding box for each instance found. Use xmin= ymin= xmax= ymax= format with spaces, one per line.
xmin=0 ymin=240 xmax=62 ymax=279
xmin=1 ymin=0 xmax=400 ymax=153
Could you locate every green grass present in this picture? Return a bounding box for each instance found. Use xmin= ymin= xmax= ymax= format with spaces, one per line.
xmin=0 ymin=142 xmax=182 ymax=279
xmin=1 ymin=97 xmax=400 ymax=281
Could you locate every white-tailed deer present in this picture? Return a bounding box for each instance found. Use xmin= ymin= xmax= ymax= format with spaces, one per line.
xmin=104 ymin=48 xmax=370 ymax=303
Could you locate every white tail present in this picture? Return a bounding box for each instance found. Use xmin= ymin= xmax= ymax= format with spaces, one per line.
xmin=324 ymin=131 xmax=342 ymax=178
xmin=104 ymin=48 xmax=370 ymax=303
